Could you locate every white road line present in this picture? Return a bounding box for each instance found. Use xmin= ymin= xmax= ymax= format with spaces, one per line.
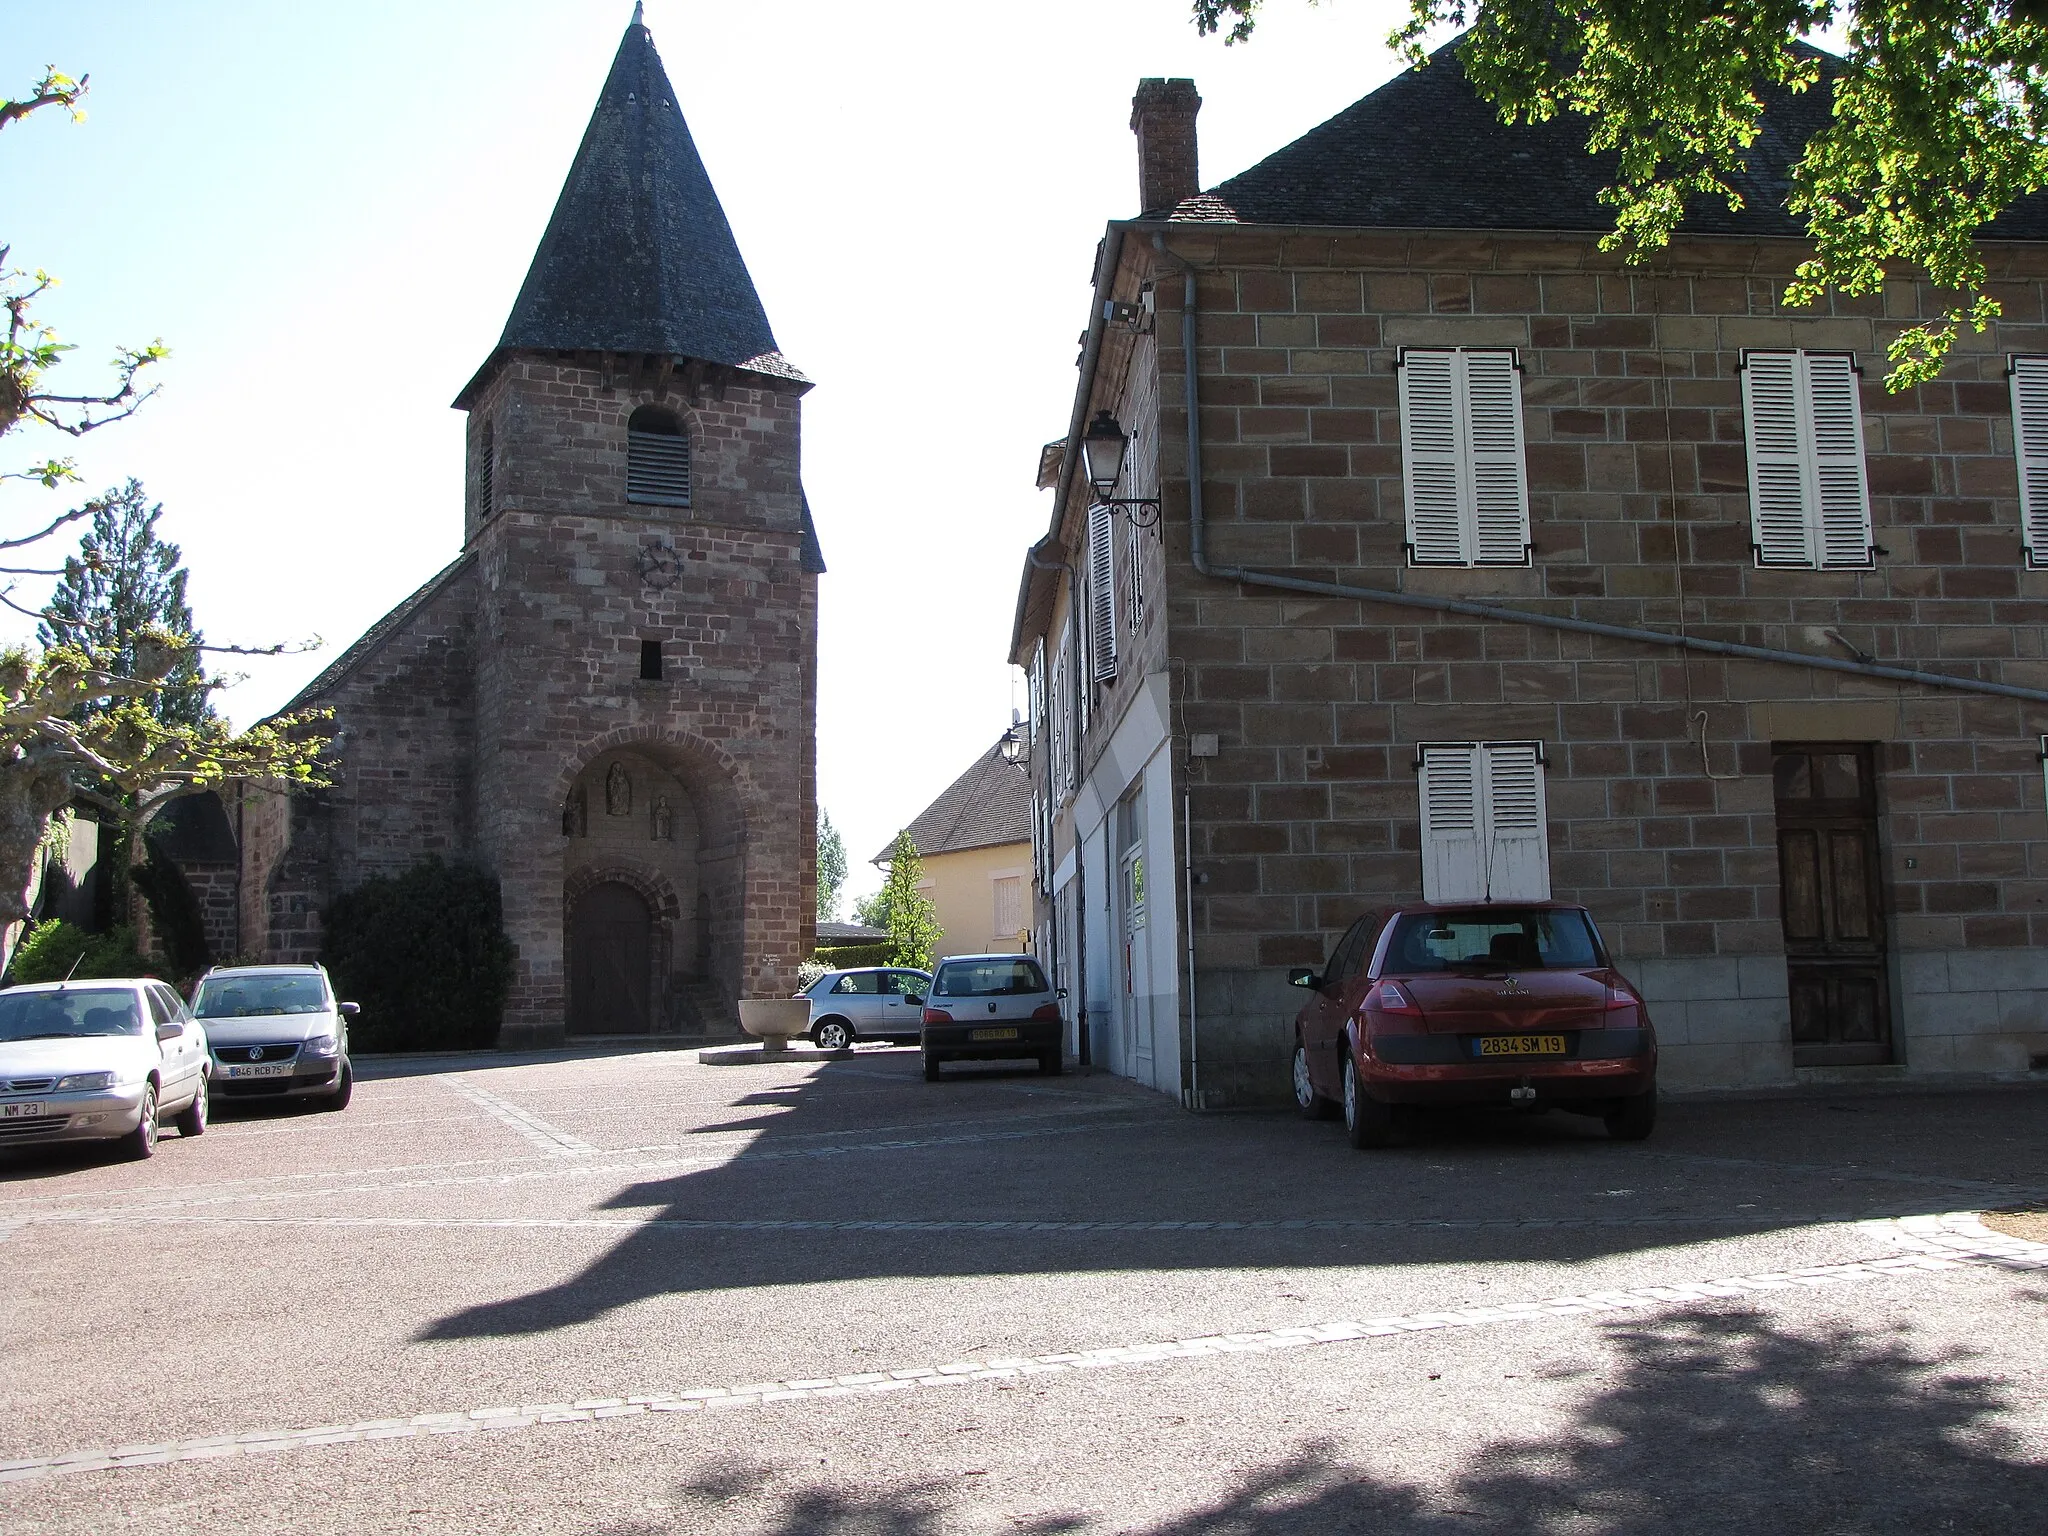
xmin=3 ymin=1214 xmax=2042 ymax=1487
xmin=19 ymin=1207 xmax=1946 ymax=1239
xmin=441 ymin=1077 xmax=596 ymax=1156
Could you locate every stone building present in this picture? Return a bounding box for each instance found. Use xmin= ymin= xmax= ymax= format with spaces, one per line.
xmin=229 ymin=10 xmax=821 ymax=1046
xmin=876 ymin=739 xmax=1033 ymax=959
xmin=1012 ymin=44 xmax=2048 ymax=1105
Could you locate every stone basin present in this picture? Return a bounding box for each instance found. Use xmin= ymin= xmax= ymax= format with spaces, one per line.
xmin=737 ymin=998 xmax=812 ymax=1055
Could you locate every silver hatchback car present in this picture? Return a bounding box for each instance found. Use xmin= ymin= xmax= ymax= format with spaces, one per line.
xmin=797 ymin=967 xmax=932 ymax=1050
xmin=919 ymin=953 xmax=1064 ymax=1081
xmin=192 ymin=965 xmax=357 ymax=1111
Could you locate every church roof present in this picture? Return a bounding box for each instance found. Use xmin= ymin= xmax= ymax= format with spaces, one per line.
xmin=463 ymin=9 xmax=800 ymax=403
xmin=283 ymin=553 xmax=473 ymax=714
xmin=1168 ymin=40 xmax=2048 ymax=239
xmin=874 ymin=739 xmax=1032 ymax=865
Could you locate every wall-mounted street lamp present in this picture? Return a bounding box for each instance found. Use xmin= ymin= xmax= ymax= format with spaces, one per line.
xmin=1080 ymin=410 xmax=1161 ymax=527
xmin=999 ymin=713 xmax=1030 ymax=767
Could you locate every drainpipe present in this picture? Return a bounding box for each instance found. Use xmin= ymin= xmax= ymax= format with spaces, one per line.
xmin=1174 ymin=267 xmax=2048 ymax=707
xmin=1182 ymin=774 xmax=1199 ymax=1109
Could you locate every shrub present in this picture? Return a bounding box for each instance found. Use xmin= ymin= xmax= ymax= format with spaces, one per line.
xmin=131 ymin=836 xmax=211 ymax=982
xmin=813 ymin=942 xmax=891 ymax=970
xmin=795 ymin=958 xmax=830 ymax=990
xmin=321 ymin=859 xmax=516 ymax=1053
xmin=6 ymin=920 xmax=155 ymax=984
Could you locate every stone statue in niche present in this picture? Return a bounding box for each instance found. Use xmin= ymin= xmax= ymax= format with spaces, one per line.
xmin=651 ymin=795 xmax=673 ymax=842
xmin=562 ymin=786 xmax=587 ymax=837
xmin=605 ymin=762 xmax=632 ymax=817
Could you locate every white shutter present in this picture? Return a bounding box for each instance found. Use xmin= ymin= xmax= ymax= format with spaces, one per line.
xmin=2012 ymin=357 xmax=2048 ymax=565
xmin=1088 ymin=502 xmax=1118 ymax=682
xmin=1480 ymin=742 xmax=1551 ymax=901
xmin=1805 ymin=352 xmax=1873 ymax=568
xmin=1462 ymin=351 xmax=1533 ymax=564
xmin=1400 ymin=350 xmax=1467 ymax=563
xmin=1418 ymin=745 xmax=1486 ymax=904
xmin=1743 ymin=351 xmax=1813 ymax=567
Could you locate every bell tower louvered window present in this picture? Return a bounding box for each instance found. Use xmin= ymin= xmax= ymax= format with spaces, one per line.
xmin=626 ymin=405 xmax=692 ymax=508
xmin=478 ymin=419 xmax=496 ymax=519
xmin=1417 ymin=742 xmax=1551 ymax=904
xmin=2010 ymin=356 xmax=2048 ymax=567
xmin=1397 ymin=348 xmax=1531 ymax=566
xmin=1741 ymin=350 xmax=1873 ymax=569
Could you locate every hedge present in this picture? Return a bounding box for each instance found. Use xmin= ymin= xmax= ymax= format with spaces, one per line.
xmin=6 ymin=920 xmax=155 ymax=985
xmin=813 ymin=941 xmax=892 ymax=970
xmin=321 ymin=858 xmax=516 ymax=1053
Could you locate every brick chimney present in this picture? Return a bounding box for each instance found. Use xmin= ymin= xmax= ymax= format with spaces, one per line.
xmin=1131 ymin=78 xmax=1202 ymax=215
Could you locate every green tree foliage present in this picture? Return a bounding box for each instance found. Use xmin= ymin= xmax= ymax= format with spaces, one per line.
xmin=0 ymin=70 xmax=326 ymax=970
xmin=41 ymin=480 xmax=211 ymax=728
xmin=875 ymin=830 xmax=942 ymax=972
xmin=1192 ymin=1 xmax=2048 ymax=387
xmin=321 ymin=858 xmax=517 ymax=1052
xmin=5 ymin=917 xmax=150 ymax=983
xmin=817 ymin=809 xmax=848 ymax=924
xmin=850 ymin=886 xmax=890 ymax=931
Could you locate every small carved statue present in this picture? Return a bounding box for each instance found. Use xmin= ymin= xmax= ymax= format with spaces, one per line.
xmin=605 ymin=762 xmax=632 ymax=817
xmin=651 ymin=794 xmax=673 ymax=842
xmin=562 ymin=786 xmax=588 ymax=837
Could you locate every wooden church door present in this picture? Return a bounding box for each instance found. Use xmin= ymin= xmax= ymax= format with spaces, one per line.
xmin=569 ymin=882 xmax=652 ymax=1035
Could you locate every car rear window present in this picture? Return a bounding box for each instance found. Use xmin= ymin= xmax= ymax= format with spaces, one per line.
xmin=1384 ymin=910 xmax=1602 ymax=972
xmin=932 ymin=958 xmax=1049 ymax=997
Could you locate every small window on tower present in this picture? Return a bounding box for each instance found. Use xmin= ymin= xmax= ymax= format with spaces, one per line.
xmin=639 ymin=639 xmax=663 ymax=681
xmin=627 ymin=406 xmax=691 ymax=507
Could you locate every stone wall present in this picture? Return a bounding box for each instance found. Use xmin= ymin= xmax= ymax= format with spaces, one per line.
xmin=1112 ymin=228 xmax=2048 ymax=1102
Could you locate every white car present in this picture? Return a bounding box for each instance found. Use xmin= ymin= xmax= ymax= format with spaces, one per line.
xmin=795 ymin=967 xmax=932 ymax=1050
xmin=0 ymin=979 xmax=211 ymax=1158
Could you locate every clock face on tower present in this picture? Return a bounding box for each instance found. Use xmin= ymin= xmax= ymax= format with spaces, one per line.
xmin=635 ymin=542 xmax=683 ymax=590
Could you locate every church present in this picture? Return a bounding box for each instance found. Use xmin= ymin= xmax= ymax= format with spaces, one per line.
xmin=225 ymin=9 xmax=821 ymax=1047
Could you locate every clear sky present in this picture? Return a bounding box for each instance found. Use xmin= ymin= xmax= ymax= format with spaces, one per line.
xmin=2 ymin=0 xmax=1424 ymax=906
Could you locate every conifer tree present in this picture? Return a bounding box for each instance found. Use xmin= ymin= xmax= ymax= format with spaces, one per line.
xmin=40 ymin=480 xmax=211 ymax=728
xmin=816 ymin=809 xmax=848 ymax=924
xmin=876 ymin=830 xmax=941 ymax=972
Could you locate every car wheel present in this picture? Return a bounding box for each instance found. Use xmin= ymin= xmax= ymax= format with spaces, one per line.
xmin=321 ymin=1062 xmax=354 ymax=1113
xmin=172 ymin=1078 xmax=209 ymax=1138
xmin=1342 ymin=1052 xmax=1399 ymax=1149
xmin=119 ymin=1082 xmax=160 ymax=1161
xmin=922 ymin=1051 xmax=942 ymax=1083
xmin=1038 ymin=1051 xmax=1063 ymax=1076
xmin=813 ymin=1018 xmax=854 ymax=1052
xmin=1293 ymin=1040 xmax=1336 ymax=1121
xmin=1604 ymin=1088 xmax=1657 ymax=1141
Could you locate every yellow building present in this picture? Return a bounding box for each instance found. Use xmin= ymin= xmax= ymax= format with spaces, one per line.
xmin=876 ymin=740 xmax=1033 ymax=958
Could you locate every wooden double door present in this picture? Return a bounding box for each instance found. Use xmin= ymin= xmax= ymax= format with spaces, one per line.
xmin=1773 ymin=743 xmax=1892 ymax=1066
xmin=568 ymin=881 xmax=652 ymax=1036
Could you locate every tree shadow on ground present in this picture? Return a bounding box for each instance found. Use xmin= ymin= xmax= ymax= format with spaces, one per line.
xmin=596 ymin=1308 xmax=2047 ymax=1535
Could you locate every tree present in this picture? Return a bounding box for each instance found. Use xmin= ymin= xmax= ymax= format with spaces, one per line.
xmin=816 ymin=808 xmax=848 ymax=923
xmin=0 ymin=70 xmax=326 ymax=969
xmin=1193 ymin=1 xmax=2048 ymax=388
xmin=875 ymin=830 xmax=941 ymax=972
xmin=40 ymin=480 xmax=211 ymax=728
xmin=850 ymin=885 xmax=891 ymax=931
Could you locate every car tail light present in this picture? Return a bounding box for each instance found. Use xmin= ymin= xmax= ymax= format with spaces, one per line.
xmin=1373 ymin=981 xmax=1423 ymax=1017
xmin=1030 ymin=1003 xmax=1061 ymax=1022
xmin=922 ymin=1008 xmax=953 ymax=1024
xmin=1603 ymin=983 xmax=1637 ymax=1012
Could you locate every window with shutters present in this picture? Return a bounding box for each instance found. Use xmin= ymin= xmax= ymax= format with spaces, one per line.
xmin=1122 ymin=334 xmax=1158 ymax=630
xmin=1088 ymin=501 xmax=1118 ymax=683
xmin=1049 ymin=633 xmax=1073 ymax=805
xmin=2011 ymin=357 xmax=2048 ymax=566
xmin=1416 ymin=741 xmax=1552 ymax=904
xmin=478 ymin=418 xmax=496 ymax=519
xmin=1397 ymin=348 xmax=1532 ymax=566
xmin=626 ymin=405 xmax=692 ymax=508
xmin=1741 ymin=350 xmax=1874 ymax=569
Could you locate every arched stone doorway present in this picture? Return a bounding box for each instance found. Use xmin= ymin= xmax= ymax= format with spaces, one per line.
xmin=567 ymin=881 xmax=652 ymax=1035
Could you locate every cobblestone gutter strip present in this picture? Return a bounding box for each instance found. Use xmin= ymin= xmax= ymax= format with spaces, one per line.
xmin=440 ymin=1077 xmax=597 ymax=1156
xmin=3 ymin=1214 xmax=2042 ymax=1488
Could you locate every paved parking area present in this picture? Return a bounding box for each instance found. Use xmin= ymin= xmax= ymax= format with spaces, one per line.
xmin=2 ymin=1049 xmax=2046 ymax=1533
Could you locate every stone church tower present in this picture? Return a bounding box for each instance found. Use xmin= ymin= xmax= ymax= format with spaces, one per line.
xmin=234 ymin=9 xmax=820 ymax=1046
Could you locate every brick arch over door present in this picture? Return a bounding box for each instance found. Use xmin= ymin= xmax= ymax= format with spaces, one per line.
xmin=564 ymin=864 xmax=680 ymax=1036
xmin=556 ymin=727 xmax=752 ymax=1007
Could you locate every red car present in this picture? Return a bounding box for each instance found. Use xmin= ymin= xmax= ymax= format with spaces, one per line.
xmin=1289 ymin=902 xmax=1657 ymax=1148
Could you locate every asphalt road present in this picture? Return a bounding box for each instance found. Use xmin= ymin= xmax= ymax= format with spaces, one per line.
xmin=2 ymin=1048 xmax=2046 ymax=1534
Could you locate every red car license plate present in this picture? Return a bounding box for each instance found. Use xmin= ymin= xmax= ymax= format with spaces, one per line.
xmin=1476 ymin=1035 xmax=1566 ymax=1057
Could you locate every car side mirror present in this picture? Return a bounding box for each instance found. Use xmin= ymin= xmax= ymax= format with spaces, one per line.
xmin=1288 ymin=968 xmax=1320 ymax=989
xmin=339 ymin=1002 xmax=361 ymax=1018
xmin=1056 ymin=987 xmax=1069 ymax=999
xmin=904 ymin=995 xmax=924 ymax=1008
xmin=156 ymin=1021 xmax=184 ymax=1041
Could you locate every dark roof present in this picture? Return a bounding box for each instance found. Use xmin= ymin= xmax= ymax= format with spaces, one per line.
xmin=147 ymin=791 xmax=237 ymax=865
xmin=1175 ymin=40 xmax=2048 ymax=240
xmin=482 ymin=12 xmax=797 ymax=379
xmin=284 ymin=554 xmax=473 ymax=713
xmin=818 ymin=921 xmax=888 ymax=944
xmin=874 ymin=739 xmax=1033 ymax=864
xmin=800 ymin=494 xmax=826 ymax=576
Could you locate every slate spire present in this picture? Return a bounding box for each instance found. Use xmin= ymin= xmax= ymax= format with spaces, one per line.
xmin=475 ymin=8 xmax=796 ymax=389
